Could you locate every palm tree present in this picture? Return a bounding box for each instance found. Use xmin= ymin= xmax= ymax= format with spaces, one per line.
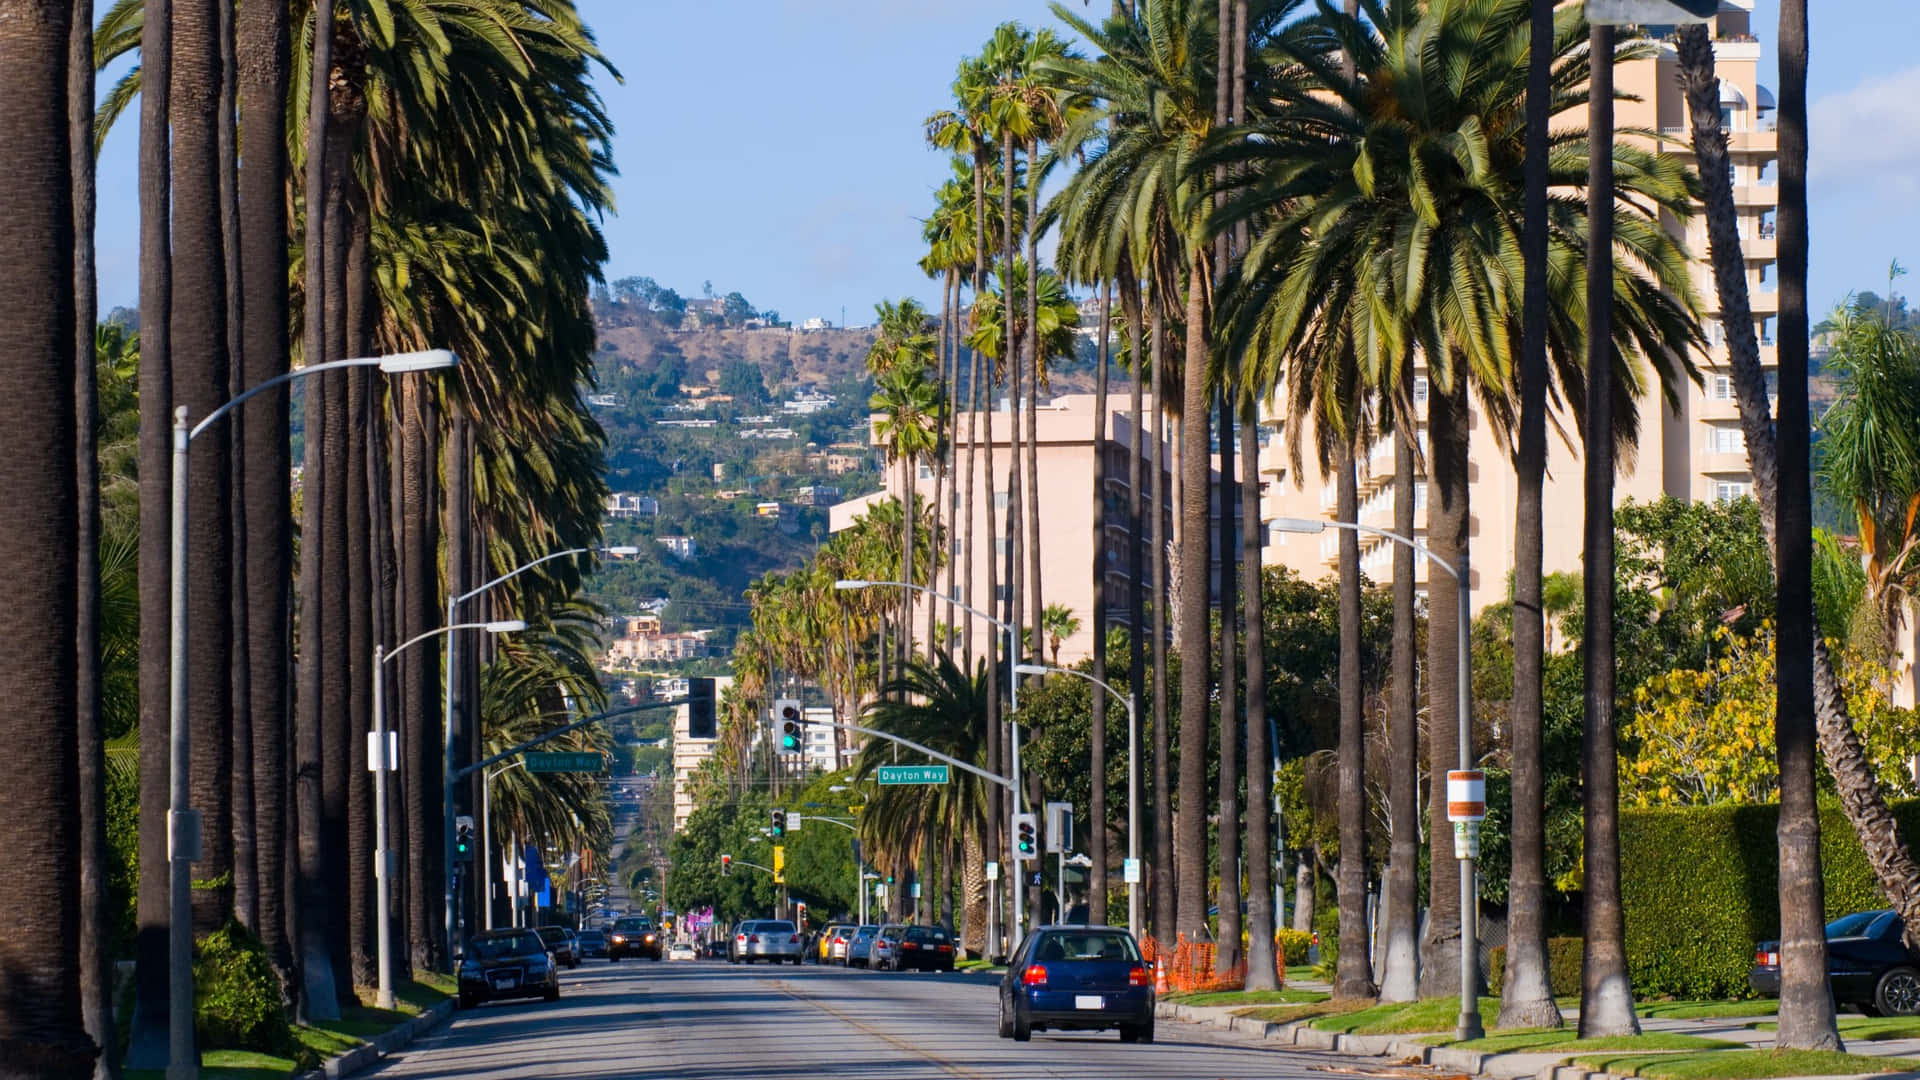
xmin=872 ymin=362 xmax=947 ymax=661
xmin=1675 ymin=16 xmax=1846 ymax=1054
xmin=0 ymin=0 xmax=93 ymax=1068
xmin=1041 ymin=604 xmax=1080 ymax=664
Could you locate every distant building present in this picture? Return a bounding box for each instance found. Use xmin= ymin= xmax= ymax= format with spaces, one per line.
xmin=657 ymin=418 xmax=717 ymax=429
xmin=820 ymin=451 xmax=866 ymax=476
xmin=658 ymin=535 xmax=697 ymax=560
xmin=604 ymin=614 xmax=713 ymax=667
xmin=802 ymin=706 xmax=855 ymax=772
xmin=754 ymin=502 xmax=784 ymax=519
xmin=605 ymin=493 xmax=658 ymax=520
xmin=672 ymin=675 xmax=734 ymax=832
xmin=782 ymin=390 xmax=835 ymax=415
xmin=793 ymin=485 xmax=842 ymax=507
xmin=586 ymin=393 xmax=621 ymax=408
xmin=800 ymin=317 xmax=831 ymax=331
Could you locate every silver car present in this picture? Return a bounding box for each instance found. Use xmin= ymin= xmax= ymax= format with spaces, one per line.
xmin=733 ymin=919 xmax=805 ymax=964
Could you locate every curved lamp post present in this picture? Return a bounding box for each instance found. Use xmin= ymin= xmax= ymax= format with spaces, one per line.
xmin=372 ymin=617 xmax=524 ymax=1009
xmin=166 ymin=349 xmax=455 ymax=1078
xmin=1270 ymin=515 xmax=1481 ymax=1041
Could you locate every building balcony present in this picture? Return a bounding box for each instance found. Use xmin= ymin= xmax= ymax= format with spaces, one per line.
xmin=1728 ymin=128 xmax=1778 ymax=155
xmin=1733 ymin=182 xmax=1778 ymax=207
xmin=1744 ymin=234 xmax=1777 ymax=262
xmin=1748 ymin=290 xmax=1779 ymax=316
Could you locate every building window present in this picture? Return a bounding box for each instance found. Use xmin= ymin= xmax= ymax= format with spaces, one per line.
xmin=1413 ymin=375 xmax=1429 ymax=405
xmin=1414 ymin=482 xmax=1428 ymax=511
xmin=994 ymin=537 xmax=1011 ymax=557
xmin=1704 ymin=318 xmax=1723 ymax=346
xmin=918 ymin=462 xmax=935 ymax=481
xmin=1710 ymin=425 xmax=1744 ymax=454
xmin=1714 ymin=480 xmax=1751 ymax=503
xmin=993 ymin=490 xmax=1009 ymax=510
xmin=995 ymin=585 xmax=1012 ymax=603
xmin=1711 ymin=375 xmax=1734 ymax=400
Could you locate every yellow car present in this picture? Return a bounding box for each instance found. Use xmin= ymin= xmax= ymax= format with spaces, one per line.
xmin=818 ymin=924 xmax=852 ymax=963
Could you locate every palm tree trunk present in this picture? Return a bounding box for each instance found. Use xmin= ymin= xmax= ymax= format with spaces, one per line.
xmin=963 ymin=821 xmax=988 ymax=957
xmin=404 ymin=380 xmax=445 ymax=972
xmin=1335 ymin=445 xmax=1374 ymax=998
xmin=967 ymin=153 xmax=988 ymax=673
xmin=928 ymin=273 xmax=952 ymax=656
xmin=1149 ymin=304 xmax=1174 ymax=944
xmin=1241 ymin=400 xmax=1277 ymax=989
xmin=69 ymin=0 xmax=116 ymax=1071
xmin=1293 ymin=852 xmax=1316 ymax=932
xmin=1578 ymin=27 xmax=1637 ymax=1036
xmin=218 ymin=0 xmax=254 ymax=943
xmin=1024 ymin=139 xmax=1044 ymax=660
xmin=1420 ymin=385 xmax=1467 ymax=999
xmin=1380 ymin=414 xmax=1421 ymax=1003
xmin=0 ymin=4 xmax=93 ymax=1069
xmin=1123 ymin=272 xmax=1148 ymax=934
xmin=902 ymin=454 xmax=916 ymax=661
xmin=346 ymin=356 xmax=376 ymax=987
xmin=1675 ymin=30 xmax=1920 ymax=964
xmin=1175 ymin=260 xmax=1211 ymax=940
xmin=130 ymin=0 xmax=178 ymax=1051
xmin=174 ymin=0 xmax=237 ymax=938
xmin=1089 ymin=280 xmax=1111 ymax=920
xmin=1497 ymin=0 xmax=1563 ymax=1029
xmin=238 ymin=0 xmax=293 ymax=986
xmin=982 ymin=338 xmax=1003 ymax=951
xmin=1216 ymin=386 xmax=1243 ymax=973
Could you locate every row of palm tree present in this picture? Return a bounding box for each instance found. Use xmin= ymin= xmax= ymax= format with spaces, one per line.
xmin=731 ymin=0 xmax=1879 ymax=1052
xmin=0 ymin=0 xmax=627 ymax=1069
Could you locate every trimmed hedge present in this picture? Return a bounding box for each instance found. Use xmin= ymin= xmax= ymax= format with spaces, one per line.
xmin=194 ymin=921 xmax=294 ymax=1054
xmin=1277 ymin=928 xmax=1313 ymax=966
xmin=1488 ymin=937 xmax=1583 ymax=997
xmin=1620 ymin=801 xmax=1920 ymax=999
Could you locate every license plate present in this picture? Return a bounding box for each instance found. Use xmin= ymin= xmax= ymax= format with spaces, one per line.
xmin=1075 ymin=995 xmax=1104 ymax=1010
xmin=491 ymin=975 xmax=517 ymax=989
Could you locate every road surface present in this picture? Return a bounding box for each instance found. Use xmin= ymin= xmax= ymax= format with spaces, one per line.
xmin=371 ymin=958 xmax=1389 ymax=1079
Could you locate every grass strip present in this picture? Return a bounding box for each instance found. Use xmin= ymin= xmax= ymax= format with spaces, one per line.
xmin=1240 ymin=999 xmax=1369 ymax=1025
xmin=1435 ymin=1031 xmax=1742 ymax=1054
xmin=1573 ymin=1049 xmax=1920 ymax=1079
xmin=1641 ymin=1000 xmax=1780 ymax=1021
xmin=1311 ymin=996 xmax=1501 ymax=1036
xmin=1167 ymin=988 xmax=1331 ymax=1007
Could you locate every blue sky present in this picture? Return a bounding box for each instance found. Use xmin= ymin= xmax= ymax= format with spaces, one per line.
xmin=93 ymin=1 xmax=1919 ymax=324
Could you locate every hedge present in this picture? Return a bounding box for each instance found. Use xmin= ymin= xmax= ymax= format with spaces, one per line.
xmin=1277 ymin=928 xmax=1313 ymax=966
xmin=1488 ymin=937 xmax=1582 ymax=997
xmin=1619 ymin=800 xmax=1920 ymax=999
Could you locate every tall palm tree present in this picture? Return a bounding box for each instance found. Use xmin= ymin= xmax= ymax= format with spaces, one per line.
xmin=0 ymin=0 xmax=93 ymax=1069
xmin=1674 ymin=17 xmax=1846 ymax=1054
xmin=872 ymin=362 xmax=946 ymax=660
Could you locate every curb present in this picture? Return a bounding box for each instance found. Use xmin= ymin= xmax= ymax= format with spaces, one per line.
xmin=294 ymin=1000 xmax=453 ymax=1080
xmin=1154 ymin=1003 xmax=1639 ymax=1080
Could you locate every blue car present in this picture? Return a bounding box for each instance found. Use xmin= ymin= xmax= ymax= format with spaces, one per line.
xmin=997 ymin=925 xmax=1154 ymax=1043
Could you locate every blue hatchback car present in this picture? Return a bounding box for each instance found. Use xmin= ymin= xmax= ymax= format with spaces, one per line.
xmin=997 ymin=926 xmax=1154 ymax=1043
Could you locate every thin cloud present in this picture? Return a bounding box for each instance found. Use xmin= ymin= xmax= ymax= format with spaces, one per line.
xmin=1809 ymin=64 xmax=1920 ymax=197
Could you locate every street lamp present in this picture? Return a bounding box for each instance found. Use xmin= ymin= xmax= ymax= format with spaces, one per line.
xmin=1015 ymin=663 xmax=1140 ymax=940
xmin=372 ymin=617 xmax=523 ymax=1009
xmin=480 ymin=760 xmax=527 ymax=932
xmin=165 ymin=349 xmax=455 ymax=1078
xmin=1270 ymin=515 xmax=1481 ymax=1041
xmin=834 ymin=578 xmax=1034 ymax=939
xmin=442 ymin=544 xmax=641 ymax=967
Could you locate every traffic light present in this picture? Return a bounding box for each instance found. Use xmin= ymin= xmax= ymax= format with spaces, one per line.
xmin=775 ymin=698 xmax=804 ymax=753
xmin=770 ymin=808 xmax=786 ymax=839
xmin=454 ymin=816 xmax=475 ymax=862
xmin=720 ymin=853 xmax=731 ymax=876
xmin=1012 ymin=812 xmax=1038 ymax=860
xmin=688 ymin=677 xmax=716 ymax=739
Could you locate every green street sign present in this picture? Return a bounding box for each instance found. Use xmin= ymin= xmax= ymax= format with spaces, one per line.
xmin=877 ymin=764 xmax=949 ymax=785
xmin=525 ymin=752 xmax=604 ymax=774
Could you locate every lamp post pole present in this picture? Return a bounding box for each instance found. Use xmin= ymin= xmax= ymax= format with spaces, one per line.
xmin=441 ymin=545 xmax=636 ymax=967
xmin=166 ymin=350 xmax=456 ymax=1079
xmin=373 ymin=618 xmax=523 ymax=1009
xmin=1016 ymin=663 xmax=1139 ymax=940
xmin=480 ymin=760 xmax=526 ymax=931
xmin=1269 ymin=518 xmax=1480 ymax=1041
xmin=833 ymin=579 xmax=1032 ymax=938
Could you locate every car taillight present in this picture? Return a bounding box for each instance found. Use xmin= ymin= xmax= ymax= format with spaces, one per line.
xmin=1023 ymin=964 xmax=1049 ymax=986
xmin=1758 ymin=949 xmax=1779 ymax=967
xmin=939 ymin=945 xmax=952 ymax=952
xmin=834 ymin=937 xmax=845 ymax=945
xmin=1128 ymin=965 xmax=1150 ymax=987
xmin=748 ymin=935 xmax=760 ymax=944
xmin=903 ymin=942 xmax=918 ymax=950
xmin=790 ymin=935 xmax=800 ymax=944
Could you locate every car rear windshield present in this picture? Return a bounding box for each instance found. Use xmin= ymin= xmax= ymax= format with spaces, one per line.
xmin=471 ymin=933 xmax=542 ymax=959
xmin=906 ymin=927 xmax=950 ymax=943
xmin=1828 ymin=911 xmax=1893 ymax=938
xmin=1034 ymin=932 xmax=1141 ymax=963
xmin=760 ymin=921 xmax=796 ymax=934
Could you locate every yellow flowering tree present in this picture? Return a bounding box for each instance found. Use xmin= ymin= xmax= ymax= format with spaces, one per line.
xmin=1624 ymin=622 xmax=1920 ymax=807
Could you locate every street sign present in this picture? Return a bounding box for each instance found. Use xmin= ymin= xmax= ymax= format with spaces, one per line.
xmin=1045 ymin=801 xmax=1072 ymax=853
xmin=1122 ymin=858 xmax=1142 ymax=884
xmin=525 ymin=751 xmax=604 ymax=774
xmin=1446 ymin=770 xmax=1486 ymax=821
xmin=877 ymin=764 xmax=949 ymax=785
xmin=1585 ymin=0 xmax=1714 ymax=23
xmin=985 ymin=860 xmax=1000 ymax=881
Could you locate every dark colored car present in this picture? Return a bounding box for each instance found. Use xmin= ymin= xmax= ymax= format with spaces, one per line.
xmin=610 ymin=916 xmax=662 ymax=961
xmin=898 ymin=925 xmax=957 ymax=972
xmin=1752 ymin=910 xmax=1920 ymax=1015
xmin=458 ymin=929 xmax=561 ymax=1008
xmin=998 ymin=926 xmax=1154 ymax=1042
xmin=534 ymin=925 xmax=579 ymax=969
xmin=576 ymin=929 xmax=608 ymax=959
xmin=704 ymin=937 xmax=729 ymax=959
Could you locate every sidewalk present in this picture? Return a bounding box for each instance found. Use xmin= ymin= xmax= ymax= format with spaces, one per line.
xmin=1155 ymin=995 xmax=1920 ymax=1080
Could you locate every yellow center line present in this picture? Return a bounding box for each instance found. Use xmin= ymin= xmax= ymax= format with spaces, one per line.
xmin=762 ymin=977 xmax=994 ymax=1080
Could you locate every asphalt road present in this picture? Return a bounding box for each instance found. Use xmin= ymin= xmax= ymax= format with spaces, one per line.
xmin=369 ymin=957 xmax=1385 ymax=1079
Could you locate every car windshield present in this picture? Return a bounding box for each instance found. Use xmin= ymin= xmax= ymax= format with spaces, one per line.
xmin=1034 ymin=931 xmax=1141 ymax=963
xmin=880 ymin=926 xmax=905 ymax=940
xmin=854 ymin=927 xmax=877 ymax=939
xmin=614 ymin=917 xmax=648 ymax=931
xmin=534 ymin=927 xmax=564 ymax=944
xmin=470 ymin=933 xmax=543 ymax=959
xmin=761 ymin=921 xmax=796 ymax=934
xmin=1828 ymin=911 xmax=1893 ymax=938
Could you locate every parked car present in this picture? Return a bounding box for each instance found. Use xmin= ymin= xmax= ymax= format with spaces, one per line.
xmin=609 ymin=916 xmax=662 ymax=961
xmin=704 ymin=937 xmax=730 ymax=959
xmin=998 ymin=926 xmax=1154 ymax=1042
xmin=732 ymin=919 xmax=806 ymax=964
xmin=870 ymin=924 xmax=908 ymax=971
xmin=458 ymin=929 xmax=561 ymax=1008
xmin=668 ymin=940 xmax=697 ymax=961
xmin=1753 ymin=910 xmax=1920 ymax=1015
xmin=845 ymin=925 xmax=881 ymax=968
xmin=898 ymin=924 xmax=957 ymax=972
xmin=817 ymin=924 xmax=851 ymax=964
xmin=576 ymin=929 xmax=608 ymax=960
xmin=534 ymin=925 xmax=579 ymax=969
xmin=826 ymin=925 xmax=857 ymax=966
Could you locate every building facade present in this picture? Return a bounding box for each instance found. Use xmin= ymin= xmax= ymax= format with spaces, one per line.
xmin=671 ymin=675 xmax=734 ymax=832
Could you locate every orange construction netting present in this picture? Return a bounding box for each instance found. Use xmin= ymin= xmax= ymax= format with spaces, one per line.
xmin=1140 ymin=933 xmax=1283 ymax=994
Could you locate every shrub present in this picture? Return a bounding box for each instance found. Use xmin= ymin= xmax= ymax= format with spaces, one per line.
xmin=1276 ymin=928 xmax=1313 ymax=966
xmin=1619 ymin=800 xmax=1918 ymax=999
xmin=1488 ymin=937 xmax=1583 ymax=997
xmin=194 ymin=921 xmax=293 ymax=1054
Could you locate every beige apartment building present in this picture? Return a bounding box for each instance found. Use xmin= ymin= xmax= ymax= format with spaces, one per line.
xmin=1261 ymin=0 xmax=1778 ymax=612
xmin=833 ymin=393 xmax=1174 ymax=667
xmin=671 ymin=675 xmax=732 ymax=832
